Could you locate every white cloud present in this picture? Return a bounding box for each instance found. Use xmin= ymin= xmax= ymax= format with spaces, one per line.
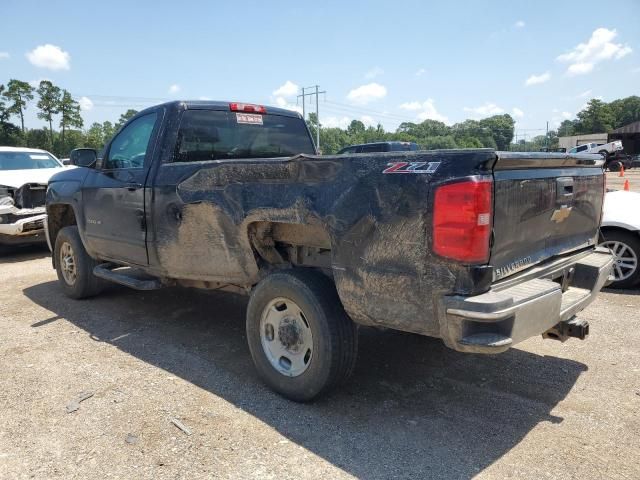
xmin=364 ymin=67 xmax=384 ymax=79
xmin=557 ymin=28 xmax=632 ymax=76
xmin=415 ymin=68 xmax=426 ymax=77
xmin=577 ymin=89 xmax=593 ymax=98
xmin=273 ymin=80 xmax=299 ymax=98
xmin=360 ymin=115 xmax=376 ymax=127
xmin=512 ymin=107 xmax=524 ymax=118
xmin=514 ymin=20 xmax=525 ymax=28
xmin=26 ymin=44 xmax=70 ymax=70
xmin=463 ymin=102 xmax=505 ymax=118
xmin=567 ymin=63 xmax=594 ymax=76
xmin=78 ymin=96 xmax=93 ymax=111
xmin=400 ymin=98 xmax=448 ymax=123
xmin=321 ymin=116 xmax=351 ymax=129
xmin=0 ymin=52 xmax=9 ymax=59
xmin=399 ymin=101 xmax=423 ymax=111
xmin=168 ymin=84 xmax=181 ymax=94
xmin=561 ymin=111 xmax=573 ymax=119
xmin=346 ymin=82 xmax=387 ymax=104
xmin=525 ymin=71 xmax=551 ymax=86
xmin=274 ymin=96 xmax=302 ymax=114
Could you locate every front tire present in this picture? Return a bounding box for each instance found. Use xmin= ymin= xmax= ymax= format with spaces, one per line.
xmin=54 ymin=226 xmax=105 ymax=299
xmin=599 ymin=229 xmax=640 ymax=288
xmin=246 ymin=269 xmax=358 ymax=402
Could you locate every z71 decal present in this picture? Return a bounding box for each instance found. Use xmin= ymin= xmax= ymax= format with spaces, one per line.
xmin=382 ymin=161 xmax=440 ymax=174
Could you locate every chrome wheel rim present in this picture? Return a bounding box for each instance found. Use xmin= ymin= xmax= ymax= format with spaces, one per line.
xmin=601 ymin=240 xmax=637 ymax=282
xmin=60 ymin=241 xmax=77 ymax=285
xmin=259 ymin=297 xmax=313 ymax=377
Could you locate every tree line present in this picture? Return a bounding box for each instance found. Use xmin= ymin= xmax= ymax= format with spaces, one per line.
xmin=2 ymin=76 xmax=639 ymax=157
xmin=307 ymin=112 xmax=517 ymax=154
xmin=0 ymin=78 xmax=139 ymax=157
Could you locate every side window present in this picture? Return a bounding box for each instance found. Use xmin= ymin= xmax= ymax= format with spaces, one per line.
xmin=104 ymin=113 xmax=157 ymax=169
xmin=360 ymin=144 xmax=384 ymax=153
xmin=576 ymin=145 xmax=588 ymax=152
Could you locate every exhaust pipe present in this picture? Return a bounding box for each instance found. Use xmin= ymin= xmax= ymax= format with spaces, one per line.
xmin=543 ymin=317 xmax=589 ymax=342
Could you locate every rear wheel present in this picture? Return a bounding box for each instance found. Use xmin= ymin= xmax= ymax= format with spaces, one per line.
xmin=54 ymin=226 xmax=105 ymax=299
xmin=246 ymin=269 xmax=358 ymax=402
xmin=608 ymin=161 xmax=622 ymax=172
xmin=599 ymin=229 xmax=640 ymax=288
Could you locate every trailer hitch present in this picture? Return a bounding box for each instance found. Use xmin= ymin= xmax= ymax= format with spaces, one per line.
xmin=543 ymin=317 xmax=590 ymax=342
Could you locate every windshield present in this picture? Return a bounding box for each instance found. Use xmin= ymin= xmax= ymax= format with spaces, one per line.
xmin=0 ymin=152 xmax=61 ymax=170
xmin=174 ymin=110 xmax=316 ymax=162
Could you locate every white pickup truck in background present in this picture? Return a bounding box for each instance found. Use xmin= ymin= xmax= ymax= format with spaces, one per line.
xmin=568 ymin=140 xmax=623 ymax=157
xmin=0 ymin=147 xmax=67 ymax=248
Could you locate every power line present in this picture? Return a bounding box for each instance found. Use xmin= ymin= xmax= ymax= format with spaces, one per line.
xmin=297 ymin=85 xmax=326 ymax=150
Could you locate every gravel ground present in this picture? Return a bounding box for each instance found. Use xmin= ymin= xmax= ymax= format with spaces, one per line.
xmin=606 ymin=168 xmax=640 ymax=192
xmin=1 ymin=245 xmax=639 ymax=479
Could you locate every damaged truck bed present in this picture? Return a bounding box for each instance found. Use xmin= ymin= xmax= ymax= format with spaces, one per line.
xmin=45 ymin=101 xmax=613 ymax=401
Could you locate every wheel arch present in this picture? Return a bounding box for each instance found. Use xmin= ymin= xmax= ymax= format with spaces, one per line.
xmin=46 ymin=203 xmax=79 ymax=267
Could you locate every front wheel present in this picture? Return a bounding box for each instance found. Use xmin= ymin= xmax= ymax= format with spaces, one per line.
xmin=54 ymin=226 xmax=105 ymax=299
xmin=246 ymin=269 xmax=358 ymax=402
xmin=599 ymin=229 xmax=640 ymax=288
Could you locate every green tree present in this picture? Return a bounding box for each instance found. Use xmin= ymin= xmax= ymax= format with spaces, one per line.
xmin=102 ymin=121 xmax=115 ymax=145
xmin=557 ymin=120 xmax=576 ymax=137
xmin=0 ymin=85 xmax=21 ymax=146
xmin=36 ymin=80 xmax=62 ymax=146
xmin=115 ymin=109 xmax=138 ymax=131
xmin=479 ymin=114 xmax=515 ymax=150
xmin=25 ymin=128 xmax=51 ymax=150
xmin=575 ymin=99 xmax=615 ymax=134
xmin=608 ymin=96 xmax=640 ymax=129
xmin=2 ymin=79 xmax=34 ymax=133
xmin=85 ymin=122 xmax=105 ymax=150
xmin=59 ymin=90 xmax=84 ymax=151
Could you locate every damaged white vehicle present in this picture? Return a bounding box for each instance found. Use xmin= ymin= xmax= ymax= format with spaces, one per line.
xmin=0 ymin=147 xmax=66 ymax=247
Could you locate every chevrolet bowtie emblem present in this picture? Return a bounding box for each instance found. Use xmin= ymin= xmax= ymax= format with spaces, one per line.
xmin=551 ymin=206 xmax=572 ymax=223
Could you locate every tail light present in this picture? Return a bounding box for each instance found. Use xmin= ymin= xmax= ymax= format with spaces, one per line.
xmin=229 ymin=102 xmax=266 ymax=114
xmin=433 ymin=178 xmax=493 ymax=263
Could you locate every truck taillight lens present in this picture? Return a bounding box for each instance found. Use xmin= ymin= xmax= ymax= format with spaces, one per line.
xmin=433 ymin=179 xmax=493 ymax=263
xmin=229 ymin=102 xmax=266 ymax=114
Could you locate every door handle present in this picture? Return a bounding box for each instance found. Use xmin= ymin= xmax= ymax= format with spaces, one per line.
xmin=126 ymin=182 xmax=143 ymax=191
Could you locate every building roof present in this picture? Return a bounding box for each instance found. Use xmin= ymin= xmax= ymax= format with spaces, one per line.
xmin=612 ymin=121 xmax=640 ymax=135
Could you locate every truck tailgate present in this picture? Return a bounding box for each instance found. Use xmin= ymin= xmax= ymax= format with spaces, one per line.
xmin=490 ymin=152 xmax=605 ymax=281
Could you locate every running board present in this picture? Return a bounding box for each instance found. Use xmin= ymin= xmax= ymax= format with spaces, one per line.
xmin=93 ymin=263 xmax=163 ymax=290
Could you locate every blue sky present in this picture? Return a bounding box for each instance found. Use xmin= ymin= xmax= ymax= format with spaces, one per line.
xmin=1 ymin=0 xmax=639 ymax=139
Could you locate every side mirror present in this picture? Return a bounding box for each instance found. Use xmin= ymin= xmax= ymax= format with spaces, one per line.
xmin=69 ymin=148 xmax=98 ymax=168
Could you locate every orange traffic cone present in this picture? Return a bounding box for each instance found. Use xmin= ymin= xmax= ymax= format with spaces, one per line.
xmin=624 ymin=179 xmax=630 ymax=191
xmin=619 ymin=164 xmax=625 ymax=177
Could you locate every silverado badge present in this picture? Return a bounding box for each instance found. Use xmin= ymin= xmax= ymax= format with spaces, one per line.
xmin=551 ymin=206 xmax=572 ymax=223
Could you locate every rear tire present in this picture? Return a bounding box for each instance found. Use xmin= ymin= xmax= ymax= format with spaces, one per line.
xmin=608 ymin=161 xmax=622 ymax=172
xmin=246 ymin=269 xmax=358 ymax=402
xmin=599 ymin=229 xmax=640 ymax=289
xmin=54 ymin=226 xmax=105 ymax=299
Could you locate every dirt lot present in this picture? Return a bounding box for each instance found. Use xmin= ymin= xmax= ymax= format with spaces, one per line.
xmin=1 ymin=246 xmax=639 ymax=480
xmin=606 ymin=168 xmax=640 ymax=192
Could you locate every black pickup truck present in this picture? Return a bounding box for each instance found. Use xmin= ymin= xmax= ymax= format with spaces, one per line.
xmin=45 ymin=100 xmax=613 ymax=401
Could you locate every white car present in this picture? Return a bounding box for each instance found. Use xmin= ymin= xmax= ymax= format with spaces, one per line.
xmin=0 ymin=147 xmax=66 ymax=248
xmin=568 ymin=140 xmax=623 ymax=156
xmin=599 ymin=190 xmax=640 ymax=288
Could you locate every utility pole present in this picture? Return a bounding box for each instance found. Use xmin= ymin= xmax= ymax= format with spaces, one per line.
xmin=297 ymin=85 xmax=326 ymax=151
xmin=546 ymin=121 xmax=549 ymax=148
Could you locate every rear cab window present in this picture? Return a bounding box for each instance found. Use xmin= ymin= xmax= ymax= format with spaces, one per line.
xmin=173 ymin=109 xmax=316 ymax=162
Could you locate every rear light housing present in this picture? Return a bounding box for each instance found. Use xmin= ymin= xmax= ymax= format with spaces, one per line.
xmin=229 ymin=102 xmax=266 ymax=114
xmin=433 ymin=178 xmax=493 ymax=263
